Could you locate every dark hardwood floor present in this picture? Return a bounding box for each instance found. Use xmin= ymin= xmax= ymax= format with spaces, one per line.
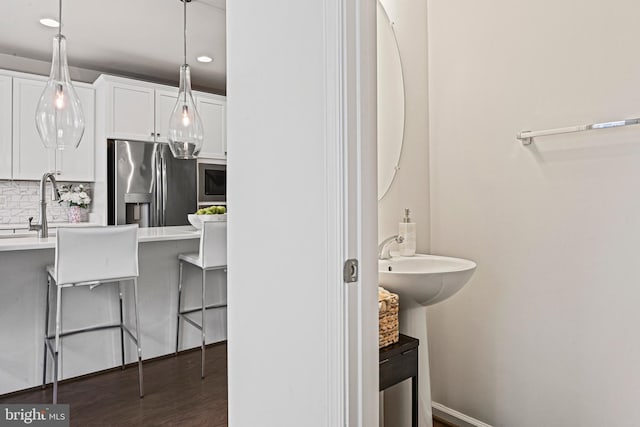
xmin=434 ymin=416 xmax=458 ymax=427
xmin=2 ymin=343 xmax=453 ymax=426
xmin=0 ymin=343 xmax=228 ymax=427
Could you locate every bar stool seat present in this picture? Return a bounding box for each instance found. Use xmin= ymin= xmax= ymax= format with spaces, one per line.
xmin=178 ymin=252 xmax=201 ymax=267
xmin=42 ymin=225 xmax=143 ymax=404
xmin=176 ymin=221 xmax=227 ymax=379
xmin=45 ymin=266 xmax=103 ymax=286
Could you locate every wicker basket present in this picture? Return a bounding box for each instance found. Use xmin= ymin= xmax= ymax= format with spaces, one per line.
xmin=378 ymin=287 xmax=399 ymax=348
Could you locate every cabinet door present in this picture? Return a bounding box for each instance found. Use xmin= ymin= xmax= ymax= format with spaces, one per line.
xmin=57 ymin=85 xmax=95 ymax=181
xmin=12 ymin=77 xmax=55 ymax=180
xmin=154 ymin=88 xmax=179 ymax=143
xmin=107 ymin=82 xmax=155 ymax=141
xmin=196 ymin=95 xmax=226 ymax=159
xmin=0 ymin=75 xmax=11 ymax=179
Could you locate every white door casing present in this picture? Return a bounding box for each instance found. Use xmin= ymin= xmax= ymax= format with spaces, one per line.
xmin=340 ymin=0 xmax=379 ymax=425
xmin=226 ymin=0 xmax=377 ymax=425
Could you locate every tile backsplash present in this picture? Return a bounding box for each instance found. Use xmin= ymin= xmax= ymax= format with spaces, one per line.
xmin=0 ymin=181 xmax=93 ymax=225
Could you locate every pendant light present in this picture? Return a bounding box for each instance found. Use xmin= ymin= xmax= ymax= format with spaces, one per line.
xmin=168 ymin=0 xmax=204 ymax=159
xmin=35 ymin=0 xmax=85 ymax=150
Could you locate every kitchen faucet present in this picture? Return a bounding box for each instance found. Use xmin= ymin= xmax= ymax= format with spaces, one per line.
xmin=28 ymin=172 xmax=60 ymax=238
xmin=378 ymin=235 xmax=404 ymax=260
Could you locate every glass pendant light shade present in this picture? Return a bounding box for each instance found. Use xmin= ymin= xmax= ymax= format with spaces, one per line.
xmin=35 ymin=34 xmax=85 ymax=150
xmin=168 ymin=64 xmax=204 ymax=159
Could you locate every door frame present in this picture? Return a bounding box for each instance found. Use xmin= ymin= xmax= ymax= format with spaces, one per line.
xmin=325 ymin=0 xmax=379 ymax=424
xmin=226 ymin=0 xmax=378 ymax=424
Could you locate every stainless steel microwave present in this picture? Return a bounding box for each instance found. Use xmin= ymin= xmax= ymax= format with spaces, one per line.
xmin=198 ymin=163 xmax=226 ymax=203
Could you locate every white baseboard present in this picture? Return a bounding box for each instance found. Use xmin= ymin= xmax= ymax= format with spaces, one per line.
xmin=432 ymin=402 xmax=493 ymax=427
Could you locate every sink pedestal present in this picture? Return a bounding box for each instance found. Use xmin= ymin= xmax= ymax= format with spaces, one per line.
xmin=378 ymin=254 xmax=476 ymax=427
xmin=383 ymin=301 xmax=432 ymax=427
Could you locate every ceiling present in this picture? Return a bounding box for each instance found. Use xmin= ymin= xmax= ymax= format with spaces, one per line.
xmin=0 ymin=0 xmax=226 ymax=92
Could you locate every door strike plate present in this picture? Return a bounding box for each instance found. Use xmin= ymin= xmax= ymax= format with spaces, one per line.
xmin=343 ymin=259 xmax=358 ymax=283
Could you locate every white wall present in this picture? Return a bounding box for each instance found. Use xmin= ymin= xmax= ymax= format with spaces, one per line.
xmin=0 ymin=53 xmax=225 ymax=94
xmin=377 ymin=0 xmax=429 ymax=253
xmin=376 ymin=0 xmax=430 ymax=426
xmin=427 ymin=0 xmax=640 ymax=425
xmin=0 ymin=53 xmax=101 ymax=84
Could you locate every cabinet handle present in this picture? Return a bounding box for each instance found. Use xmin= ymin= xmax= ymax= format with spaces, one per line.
xmin=150 ymin=132 xmax=155 ymax=137
xmin=156 ymin=133 xmax=160 ymax=137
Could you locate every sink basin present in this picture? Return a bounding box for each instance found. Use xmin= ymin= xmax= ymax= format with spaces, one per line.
xmin=378 ymin=254 xmax=476 ymax=306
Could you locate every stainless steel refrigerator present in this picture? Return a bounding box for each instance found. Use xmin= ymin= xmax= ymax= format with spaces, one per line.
xmin=107 ymin=140 xmax=197 ymax=227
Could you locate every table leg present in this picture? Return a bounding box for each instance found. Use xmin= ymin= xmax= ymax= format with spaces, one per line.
xmin=412 ymin=375 xmax=418 ymax=427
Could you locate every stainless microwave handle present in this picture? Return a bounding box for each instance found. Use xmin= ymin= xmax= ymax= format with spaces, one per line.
xmin=197 ymin=163 xmax=204 ymax=202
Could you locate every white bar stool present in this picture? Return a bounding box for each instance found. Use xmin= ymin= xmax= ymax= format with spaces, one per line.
xmin=176 ymin=221 xmax=227 ymax=378
xmin=42 ymin=225 xmax=143 ymax=404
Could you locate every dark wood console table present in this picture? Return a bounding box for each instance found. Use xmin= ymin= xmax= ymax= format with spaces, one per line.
xmin=379 ymin=333 xmax=419 ymax=427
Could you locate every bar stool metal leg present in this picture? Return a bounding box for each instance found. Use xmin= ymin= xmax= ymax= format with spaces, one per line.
xmin=118 ymin=281 xmax=125 ymax=369
xmin=42 ymin=275 xmax=51 ymax=388
xmin=53 ymin=284 xmax=62 ymax=404
xmin=201 ymin=269 xmax=206 ymax=379
xmin=175 ymin=261 xmax=183 ymax=355
xmin=132 ymin=278 xmax=144 ymax=398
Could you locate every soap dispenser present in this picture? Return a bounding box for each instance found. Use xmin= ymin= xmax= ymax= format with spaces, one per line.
xmin=398 ymin=208 xmax=416 ymax=256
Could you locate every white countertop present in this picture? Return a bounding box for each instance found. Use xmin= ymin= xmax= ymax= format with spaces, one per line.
xmin=0 ymin=222 xmax=100 ymax=232
xmin=0 ymin=225 xmax=200 ymax=252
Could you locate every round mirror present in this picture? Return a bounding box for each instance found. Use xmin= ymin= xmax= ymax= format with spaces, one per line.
xmin=377 ymin=0 xmax=406 ymax=201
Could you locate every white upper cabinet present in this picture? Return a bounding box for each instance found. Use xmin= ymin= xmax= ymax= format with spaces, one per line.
xmin=196 ymin=94 xmax=226 ymax=159
xmin=95 ymin=76 xmax=226 ymax=159
xmin=154 ymin=88 xmax=179 ymax=144
xmin=103 ymin=79 xmax=155 ymax=141
xmin=12 ymin=75 xmax=95 ymax=181
xmin=12 ymin=77 xmax=53 ymax=180
xmin=56 ymin=85 xmax=95 ymax=181
xmin=0 ymin=75 xmax=11 ymax=179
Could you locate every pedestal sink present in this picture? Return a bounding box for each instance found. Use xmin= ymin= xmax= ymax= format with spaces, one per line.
xmin=378 ymin=254 xmax=476 ymax=427
xmin=378 ymin=254 xmax=476 ymax=306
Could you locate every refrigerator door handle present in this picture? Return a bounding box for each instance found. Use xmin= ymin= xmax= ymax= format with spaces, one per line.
xmin=155 ymin=149 xmax=163 ymax=226
xmin=162 ymin=153 xmax=168 ymax=227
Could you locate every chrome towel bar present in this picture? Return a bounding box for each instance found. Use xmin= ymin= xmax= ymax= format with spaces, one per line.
xmin=517 ymin=118 xmax=640 ymax=145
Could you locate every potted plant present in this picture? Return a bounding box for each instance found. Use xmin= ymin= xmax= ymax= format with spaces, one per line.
xmin=58 ymin=184 xmax=91 ymax=223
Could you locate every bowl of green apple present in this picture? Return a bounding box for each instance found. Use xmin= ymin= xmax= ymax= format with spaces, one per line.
xmin=188 ymin=206 xmax=227 ymax=229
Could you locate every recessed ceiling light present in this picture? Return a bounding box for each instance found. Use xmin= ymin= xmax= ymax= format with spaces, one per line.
xmin=196 ymin=55 xmax=213 ymax=63
xmin=39 ymin=18 xmax=60 ymax=28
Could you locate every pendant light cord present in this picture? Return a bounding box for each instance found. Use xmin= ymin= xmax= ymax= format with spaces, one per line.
xmin=58 ymin=0 xmax=63 ymax=88
xmin=183 ymin=0 xmax=188 ymax=104
xmin=58 ymin=0 xmax=62 ymax=37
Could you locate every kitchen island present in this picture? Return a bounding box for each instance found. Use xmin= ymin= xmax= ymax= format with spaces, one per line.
xmin=0 ymin=226 xmax=227 ymax=395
